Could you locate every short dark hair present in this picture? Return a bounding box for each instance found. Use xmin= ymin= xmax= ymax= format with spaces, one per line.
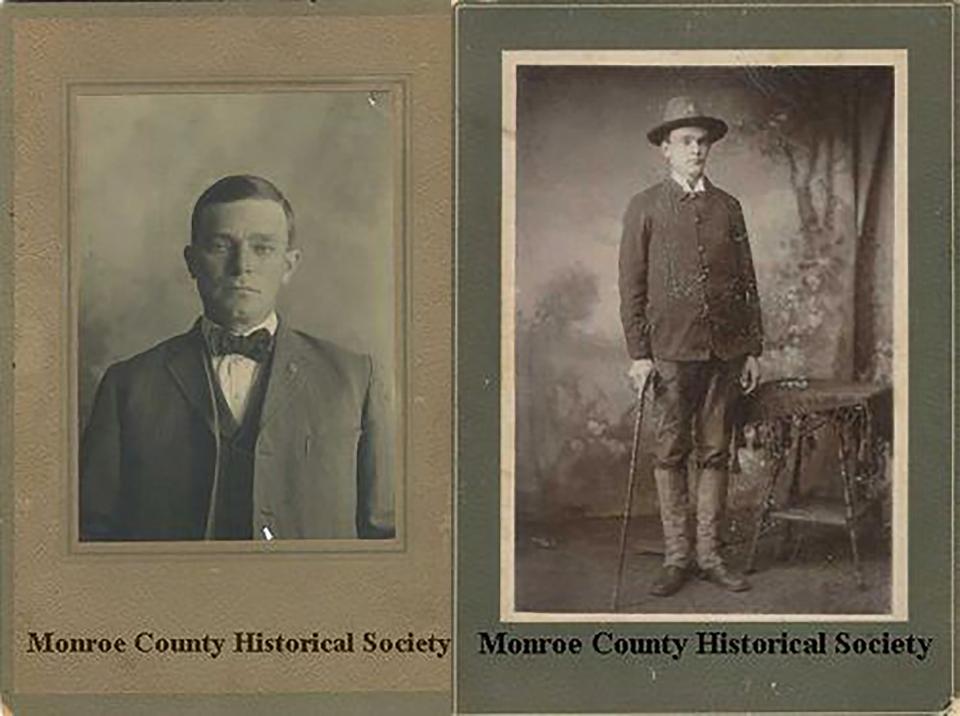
xmin=191 ymin=174 xmax=295 ymax=245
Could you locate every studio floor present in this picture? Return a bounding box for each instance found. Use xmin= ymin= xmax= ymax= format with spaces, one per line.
xmin=514 ymin=513 xmax=891 ymax=616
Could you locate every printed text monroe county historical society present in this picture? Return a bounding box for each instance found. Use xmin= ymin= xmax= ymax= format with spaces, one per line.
xmin=476 ymin=631 xmax=933 ymax=662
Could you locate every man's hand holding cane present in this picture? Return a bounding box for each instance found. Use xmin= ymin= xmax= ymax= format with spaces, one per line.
xmin=628 ymin=359 xmax=654 ymax=398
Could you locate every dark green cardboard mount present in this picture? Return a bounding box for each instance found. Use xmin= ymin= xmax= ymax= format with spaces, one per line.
xmin=455 ymin=3 xmax=954 ymax=713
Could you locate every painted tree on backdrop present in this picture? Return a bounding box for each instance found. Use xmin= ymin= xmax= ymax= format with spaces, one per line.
xmin=736 ymin=66 xmax=892 ymax=382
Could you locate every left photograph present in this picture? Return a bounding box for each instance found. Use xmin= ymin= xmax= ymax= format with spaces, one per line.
xmin=73 ymin=87 xmax=402 ymax=544
xmin=7 ymin=6 xmax=450 ymax=705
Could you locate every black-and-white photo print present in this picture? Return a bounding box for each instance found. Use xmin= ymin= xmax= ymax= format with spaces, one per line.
xmin=501 ymin=51 xmax=906 ymax=620
xmin=74 ymin=87 xmax=402 ymax=544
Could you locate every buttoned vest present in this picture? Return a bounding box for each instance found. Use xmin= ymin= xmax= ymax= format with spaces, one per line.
xmin=206 ymin=353 xmax=273 ymax=539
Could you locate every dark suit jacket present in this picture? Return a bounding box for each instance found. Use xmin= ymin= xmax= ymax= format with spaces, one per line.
xmin=618 ymin=178 xmax=763 ymax=361
xmin=80 ymin=319 xmax=394 ymax=541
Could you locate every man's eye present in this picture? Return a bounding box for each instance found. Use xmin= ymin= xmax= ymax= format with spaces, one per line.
xmin=252 ymin=244 xmax=275 ymax=256
xmin=207 ymin=241 xmax=230 ymax=253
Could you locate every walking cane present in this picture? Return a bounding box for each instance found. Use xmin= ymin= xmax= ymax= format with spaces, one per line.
xmin=611 ymin=368 xmax=654 ymax=611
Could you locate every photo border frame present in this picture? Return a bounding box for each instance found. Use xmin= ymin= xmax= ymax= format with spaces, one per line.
xmin=66 ymin=78 xmax=410 ymax=556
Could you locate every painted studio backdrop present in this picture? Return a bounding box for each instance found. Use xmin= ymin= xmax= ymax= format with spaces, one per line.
xmin=511 ymin=65 xmax=895 ymax=610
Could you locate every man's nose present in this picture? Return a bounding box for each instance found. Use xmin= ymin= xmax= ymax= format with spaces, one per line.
xmin=228 ymin=244 xmax=253 ymax=275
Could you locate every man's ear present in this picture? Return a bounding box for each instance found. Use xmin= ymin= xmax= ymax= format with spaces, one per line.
xmin=183 ymin=244 xmax=198 ymax=279
xmin=281 ymin=246 xmax=302 ymax=285
xmin=660 ymin=140 xmax=671 ymax=159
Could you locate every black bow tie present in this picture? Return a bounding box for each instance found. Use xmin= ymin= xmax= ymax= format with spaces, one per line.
xmin=206 ymin=326 xmax=273 ymax=362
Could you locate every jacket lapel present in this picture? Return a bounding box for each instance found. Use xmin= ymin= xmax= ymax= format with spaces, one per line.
xmin=165 ymin=321 xmax=216 ymax=435
xmin=701 ymin=175 xmax=717 ymax=198
xmin=259 ymin=318 xmax=308 ymax=430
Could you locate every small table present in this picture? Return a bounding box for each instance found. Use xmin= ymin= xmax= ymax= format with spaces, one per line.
xmin=742 ymin=379 xmax=892 ymax=587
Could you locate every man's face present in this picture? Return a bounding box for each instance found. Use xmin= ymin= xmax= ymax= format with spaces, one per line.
xmin=661 ymin=125 xmax=712 ymax=182
xmin=184 ymin=198 xmax=301 ymax=331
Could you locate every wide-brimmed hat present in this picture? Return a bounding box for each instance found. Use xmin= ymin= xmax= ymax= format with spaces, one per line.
xmin=647 ymin=96 xmax=728 ymax=145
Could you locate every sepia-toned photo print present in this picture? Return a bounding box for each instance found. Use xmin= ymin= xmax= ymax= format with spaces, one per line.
xmin=72 ymin=85 xmax=403 ymax=547
xmin=501 ymin=51 xmax=906 ymax=620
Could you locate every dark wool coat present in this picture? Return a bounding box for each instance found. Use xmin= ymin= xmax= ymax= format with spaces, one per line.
xmin=618 ymin=177 xmax=763 ymax=361
xmin=80 ymin=319 xmax=393 ymax=541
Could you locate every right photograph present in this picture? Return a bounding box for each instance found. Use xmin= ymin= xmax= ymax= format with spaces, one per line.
xmin=501 ymin=52 xmax=907 ymax=620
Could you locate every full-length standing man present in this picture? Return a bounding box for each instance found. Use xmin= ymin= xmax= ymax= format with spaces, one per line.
xmin=618 ymin=97 xmax=763 ymax=596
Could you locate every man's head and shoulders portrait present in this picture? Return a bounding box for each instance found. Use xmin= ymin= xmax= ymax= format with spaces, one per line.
xmin=80 ymin=173 xmax=394 ymax=543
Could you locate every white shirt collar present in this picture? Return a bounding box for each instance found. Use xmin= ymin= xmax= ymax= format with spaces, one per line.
xmin=201 ymin=311 xmax=278 ymax=338
xmin=671 ymin=173 xmax=707 ymax=193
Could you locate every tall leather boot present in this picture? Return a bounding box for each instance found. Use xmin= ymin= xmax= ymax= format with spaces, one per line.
xmin=697 ymin=467 xmax=750 ymax=591
xmin=650 ymin=467 xmax=691 ymax=596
